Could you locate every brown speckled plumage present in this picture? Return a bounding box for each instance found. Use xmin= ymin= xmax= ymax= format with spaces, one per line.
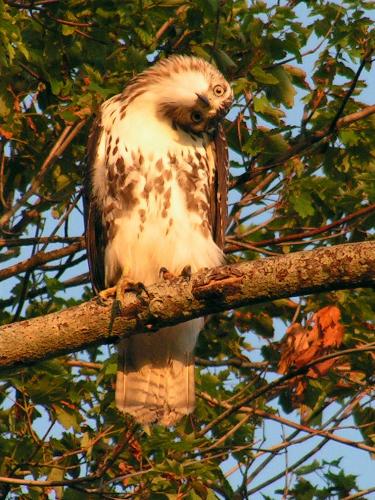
xmin=83 ymin=55 xmax=232 ymax=425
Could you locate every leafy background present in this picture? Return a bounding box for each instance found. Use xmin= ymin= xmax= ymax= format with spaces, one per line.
xmin=0 ymin=0 xmax=374 ymax=498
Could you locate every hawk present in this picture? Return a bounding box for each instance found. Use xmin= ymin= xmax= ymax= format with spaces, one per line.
xmin=84 ymin=55 xmax=233 ymax=425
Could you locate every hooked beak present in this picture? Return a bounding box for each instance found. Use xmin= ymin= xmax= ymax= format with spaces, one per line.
xmin=195 ymin=93 xmax=210 ymax=107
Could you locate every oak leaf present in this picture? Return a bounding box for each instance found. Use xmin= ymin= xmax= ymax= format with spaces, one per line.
xmin=314 ymin=305 xmax=344 ymax=348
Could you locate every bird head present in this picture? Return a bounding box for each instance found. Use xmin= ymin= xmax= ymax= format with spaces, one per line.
xmin=131 ymin=55 xmax=233 ymax=134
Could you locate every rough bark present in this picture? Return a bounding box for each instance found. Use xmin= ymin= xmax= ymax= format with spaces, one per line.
xmin=0 ymin=241 xmax=374 ymax=372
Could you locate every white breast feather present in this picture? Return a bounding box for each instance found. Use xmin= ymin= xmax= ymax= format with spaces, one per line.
xmin=92 ymin=94 xmax=223 ymax=287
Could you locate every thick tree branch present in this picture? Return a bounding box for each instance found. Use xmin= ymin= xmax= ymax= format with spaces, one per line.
xmin=0 ymin=241 xmax=374 ymax=372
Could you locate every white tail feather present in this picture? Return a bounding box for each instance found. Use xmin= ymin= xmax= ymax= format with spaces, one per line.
xmin=116 ymin=319 xmax=202 ymax=426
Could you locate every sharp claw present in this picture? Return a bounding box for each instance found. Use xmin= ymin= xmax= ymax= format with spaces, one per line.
xmin=160 ymin=266 xmax=192 ymax=281
xmin=181 ymin=265 xmax=192 ymax=279
xmin=159 ymin=267 xmax=174 ymax=281
xmin=159 ymin=267 xmax=168 ymax=279
xmin=134 ymin=281 xmax=148 ymax=294
xmin=106 ymin=275 xmax=148 ymax=333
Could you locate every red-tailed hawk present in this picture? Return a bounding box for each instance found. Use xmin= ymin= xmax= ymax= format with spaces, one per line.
xmin=84 ymin=55 xmax=232 ymax=425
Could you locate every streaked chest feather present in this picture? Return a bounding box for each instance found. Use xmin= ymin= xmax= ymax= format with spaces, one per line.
xmin=93 ymin=96 xmax=223 ymax=285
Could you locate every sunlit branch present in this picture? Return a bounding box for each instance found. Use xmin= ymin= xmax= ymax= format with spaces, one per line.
xmin=0 ymin=241 xmax=373 ymax=372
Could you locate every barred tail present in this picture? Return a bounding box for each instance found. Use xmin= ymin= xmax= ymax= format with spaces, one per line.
xmin=116 ymin=319 xmax=202 ymax=426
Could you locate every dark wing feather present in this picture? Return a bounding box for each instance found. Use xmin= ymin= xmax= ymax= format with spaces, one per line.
xmin=83 ymin=114 xmax=106 ymax=293
xmin=211 ymin=123 xmax=229 ymax=250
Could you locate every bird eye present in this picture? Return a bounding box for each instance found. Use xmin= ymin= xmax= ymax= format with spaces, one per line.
xmin=213 ymin=84 xmax=225 ymax=97
xmin=191 ymin=111 xmax=203 ymax=123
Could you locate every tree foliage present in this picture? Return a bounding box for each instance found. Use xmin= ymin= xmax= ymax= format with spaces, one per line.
xmin=0 ymin=0 xmax=374 ymax=498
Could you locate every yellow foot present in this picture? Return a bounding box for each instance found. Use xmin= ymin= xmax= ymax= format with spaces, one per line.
xmin=97 ymin=286 xmax=117 ymax=305
xmin=115 ymin=275 xmax=147 ymax=304
xmin=106 ymin=275 xmax=147 ymax=333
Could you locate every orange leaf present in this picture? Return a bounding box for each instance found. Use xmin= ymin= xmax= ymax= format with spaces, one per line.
xmin=307 ymin=358 xmax=336 ymax=378
xmin=0 ymin=126 xmax=13 ymax=140
xmin=118 ymin=461 xmax=134 ymax=486
xmin=295 ymin=378 xmax=307 ymax=397
xmin=278 ymin=323 xmax=320 ymax=373
xmin=314 ymin=306 xmax=344 ymax=348
xmin=129 ymin=436 xmax=142 ymax=462
xmin=294 ymin=343 xmax=320 ymax=368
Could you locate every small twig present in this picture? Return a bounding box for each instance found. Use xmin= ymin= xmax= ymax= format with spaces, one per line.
xmin=236 ymin=172 xmax=278 ymax=208
xmin=276 ymin=230 xmax=347 ymax=246
xmin=39 ymin=191 xmax=83 ymax=253
xmin=0 ymin=272 xmax=89 ymax=309
xmin=47 ymin=17 xmax=94 ymax=27
xmin=0 ymin=240 xmax=85 ymax=281
xmin=197 ymin=344 xmax=375 ymax=437
xmin=225 ymin=237 xmax=282 ymax=256
xmin=0 ymin=235 xmax=83 ymax=248
xmin=0 ymin=119 xmax=86 ymax=229
xmin=232 ymin=104 xmax=375 ymax=189
xmin=155 ymin=5 xmax=187 ymax=40
xmin=247 ymin=437 xmax=329 ymax=495
xmin=195 ymin=357 xmax=268 ymax=369
xmin=65 ymin=360 xmax=102 ymax=370
xmin=203 ymin=413 xmax=251 ymax=453
xmin=252 ymin=203 xmax=375 ymax=248
xmin=0 ymin=142 xmax=8 ymax=208
xmin=328 ymin=48 xmax=374 ymax=134
xmin=5 ymin=0 xmax=59 ymax=7
xmin=336 ymin=104 xmax=375 ymax=128
xmin=342 ymin=487 xmax=375 ymax=500
xmin=263 ymin=7 xmax=343 ymax=71
xmin=0 ymin=474 xmax=95 ymax=488
xmin=12 ymin=223 xmax=41 ymax=321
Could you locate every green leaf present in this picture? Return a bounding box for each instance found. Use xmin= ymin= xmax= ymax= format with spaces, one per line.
xmin=267 ymin=66 xmax=296 ymax=107
xmin=250 ymin=67 xmax=279 ymax=85
xmin=62 ymin=24 xmax=75 ymax=36
xmin=289 ymin=189 xmax=315 ymax=218
xmin=296 ymin=460 xmax=321 ymax=476
xmin=54 ymin=406 xmax=81 ymax=431
xmin=253 ymin=95 xmax=285 ymax=125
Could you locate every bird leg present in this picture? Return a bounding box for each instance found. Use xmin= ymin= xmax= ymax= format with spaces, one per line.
xmin=97 ymin=267 xmax=148 ymax=333
xmin=114 ymin=273 xmax=153 ymax=332
xmin=98 ymin=266 xmax=146 ymax=303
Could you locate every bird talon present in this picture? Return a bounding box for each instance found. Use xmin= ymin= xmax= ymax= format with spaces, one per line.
xmin=97 ymin=286 xmax=117 ymax=305
xmin=181 ymin=265 xmax=192 ymax=280
xmin=159 ymin=267 xmax=175 ymax=281
xmin=116 ymin=277 xmax=147 ymax=301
